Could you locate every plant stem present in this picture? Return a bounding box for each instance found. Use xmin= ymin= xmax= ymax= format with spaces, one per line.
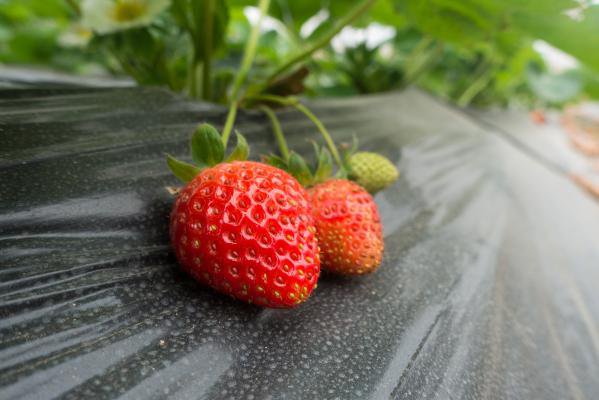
xmin=187 ymin=48 xmax=197 ymax=98
xmin=247 ymin=94 xmax=343 ymax=168
xmin=230 ymin=0 xmax=271 ymax=101
xmin=264 ymin=0 xmax=376 ymax=86
xmin=202 ymin=0 xmax=214 ymax=100
xmin=65 ymin=0 xmax=80 ymax=15
xmin=189 ymin=60 xmax=203 ymax=99
xmin=403 ymin=37 xmax=440 ymax=85
xmin=259 ymin=105 xmax=289 ymax=161
xmin=221 ymin=101 xmax=238 ymax=146
xmin=457 ymin=61 xmax=494 ymax=107
xmin=221 ymin=0 xmax=270 ymax=146
xmin=292 ymin=102 xmax=342 ymax=168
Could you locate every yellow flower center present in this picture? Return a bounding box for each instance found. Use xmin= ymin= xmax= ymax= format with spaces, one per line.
xmin=112 ymin=0 xmax=147 ymax=22
xmin=75 ymin=26 xmax=93 ymax=40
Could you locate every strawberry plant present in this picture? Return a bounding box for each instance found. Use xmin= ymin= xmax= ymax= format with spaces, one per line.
xmin=5 ymin=0 xmax=599 ymax=108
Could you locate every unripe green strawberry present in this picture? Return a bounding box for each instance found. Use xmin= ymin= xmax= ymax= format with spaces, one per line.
xmin=349 ymin=152 xmax=399 ymax=194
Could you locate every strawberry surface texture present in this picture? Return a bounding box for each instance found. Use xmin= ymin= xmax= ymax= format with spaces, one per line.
xmin=170 ymin=161 xmax=320 ymax=308
xmin=309 ymin=179 xmax=383 ymax=275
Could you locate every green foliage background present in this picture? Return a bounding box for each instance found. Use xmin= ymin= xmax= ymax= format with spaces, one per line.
xmin=1 ymin=0 xmax=598 ymax=108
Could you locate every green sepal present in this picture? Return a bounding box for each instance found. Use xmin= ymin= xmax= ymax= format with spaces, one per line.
xmin=288 ymin=151 xmax=313 ymax=186
xmin=338 ymin=135 xmax=358 ymax=179
xmin=313 ymin=146 xmax=333 ymax=184
xmin=226 ymin=130 xmax=250 ymax=162
xmin=263 ymin=153 xmax=289 ymax=170
xmin=166 ymin=154 xmax=202 ymax=183
xmin=350 ymin=134 xmax=359 ymax=154
xmin=191 ymin=123 xmax=224 ymax=168
xmin=340 ymin=135 xmax=358 ymax=160
xmin=335 ymin=168 xmax=349 ymax=179
xmin=310 ymin=140 xmax=321 ymax=162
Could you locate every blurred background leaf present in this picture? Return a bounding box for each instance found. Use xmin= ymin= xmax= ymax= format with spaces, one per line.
xmin=0 ymin=0 xmax=598 ymax=108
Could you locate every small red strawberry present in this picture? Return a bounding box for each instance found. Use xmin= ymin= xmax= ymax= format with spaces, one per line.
xmin=308 ymin=179 xmax=383 ymax=275
xmin=257 ymin=98 xmax=388 ymax=275
xmin=167 ymin=124 xmax=320 ymax=308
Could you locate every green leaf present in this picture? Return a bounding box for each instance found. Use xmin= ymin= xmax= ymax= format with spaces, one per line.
xmin=93 ymin=28 xmax=172 ymax=86
xmin=191 ymin=123 xmax=225 ymax=167
xmin=257 ymin=1 xmax=324 ymax=33
xmin=226 ymin=130 xmax=249 ymax=161
xmin=166 ymin=154 xmax=202 ymax=183
xmin=175 ymin=0 xmax=229 ymax=60
xmin=365 ymin=0 xmax=407 ymax=29
xmin=171 ymin=0 xmax=192 ymax=31
xmin=512 ymin=5 xmax=599 ymax=73
xmin=527 ymin=65 xmax=582 ymax=104
xmin=395 ymin=0 xmax=494 ymax=47
xmin=288 ymin=152 xmax=313 ymax=186
xmin=314 ymin=147 xmax=333 ymax=184
xmin=582 ymin=66 xmax=599 ymax=99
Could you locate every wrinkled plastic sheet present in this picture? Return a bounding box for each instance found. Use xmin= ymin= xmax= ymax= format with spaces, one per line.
xmin=1 ymin=86 xmax=599 ymax=399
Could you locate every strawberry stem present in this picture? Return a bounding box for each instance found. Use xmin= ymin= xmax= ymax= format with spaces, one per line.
xmin=247 ymin=94 xmax=343 ymax=168
xmin=291 ymin=102 xmax=343 ymax=169
xmin=201 ymin=0 xmax=214 ymax=100
xmin=221 ymin=100 xmax=238 ymax=146
xmin=221 ymin=0 xmax=271 ymax=146
xmin=262 ymin=0 xmax=377 ymax=88
xmin=260 ymin=105 xmax=290 ymax=162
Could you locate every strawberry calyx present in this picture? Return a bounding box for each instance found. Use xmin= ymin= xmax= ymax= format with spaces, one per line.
xmin=166 ymin=123 xmax=249 ymax=183
xmin=262 ymin=141 xmax=334 ymax=187
xmin=254 ymin=95 xmax=398 ymax=193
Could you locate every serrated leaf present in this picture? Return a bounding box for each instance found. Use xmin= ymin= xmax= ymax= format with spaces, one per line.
xmin=227 ymin=130 xmax=249 ymax=161
xmin=288 ymin=152 xmax=313 ymax=186
xmin=166 ymin=154 xmax=202 ymax=183
xmin=314 ymin=147 xmax=333 ymax=184
xmin=191 ymin=123 xmax=225 ymax=167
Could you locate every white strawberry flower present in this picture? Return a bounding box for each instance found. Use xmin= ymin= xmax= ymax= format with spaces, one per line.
xmin=58 ymin=23 xmax=93 ymax=47
xmin=81 ymin=0 xmax=170 ymax=34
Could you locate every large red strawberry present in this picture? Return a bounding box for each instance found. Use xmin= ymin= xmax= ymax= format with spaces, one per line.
xmin=308 ymin=179 xmax=383 ymax=275
xmin=167 ymin=124 xmax=320 ymax=308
